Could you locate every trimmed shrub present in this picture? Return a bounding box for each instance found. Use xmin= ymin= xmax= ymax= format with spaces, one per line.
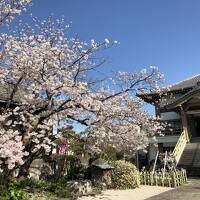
xmin=111 ymin=160 xmax=140 ymax=189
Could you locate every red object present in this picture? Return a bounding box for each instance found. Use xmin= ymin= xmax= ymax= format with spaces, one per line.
xmin=58 ymin=144 xmax=68 ymax=154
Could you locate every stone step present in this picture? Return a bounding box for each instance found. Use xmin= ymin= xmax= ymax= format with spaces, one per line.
xmin=178 ymin=166 xmax=200 ymax=177
xmin=178 ymin=141 xmax=200 ymax=177
xmin=190 ymin=137 xmax=200 ymax=143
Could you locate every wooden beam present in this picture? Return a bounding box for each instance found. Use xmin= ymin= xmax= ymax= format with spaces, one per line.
xmin=187 ymin=110 xmax=200 ymax=115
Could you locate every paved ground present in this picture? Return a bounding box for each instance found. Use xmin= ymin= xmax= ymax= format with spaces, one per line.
xmin=78 ymin=186 xmax=172 ymax=200
xmin=146 ymin=179 xmax=200 ymax=200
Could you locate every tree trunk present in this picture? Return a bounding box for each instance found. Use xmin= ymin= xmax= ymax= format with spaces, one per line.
xmin=17 ymin=156 xmax=34 ymax=178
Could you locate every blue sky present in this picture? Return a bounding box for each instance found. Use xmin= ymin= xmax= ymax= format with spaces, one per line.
xmin=23 ymin=0 xmax=200 ymax=83
xmin=16 ymin=0 xmax=200 ymax=120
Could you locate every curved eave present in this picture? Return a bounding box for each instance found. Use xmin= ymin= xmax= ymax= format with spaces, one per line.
xmin=165 ymin=87 xmax=200 ymax=110
xmin=137 ymin=87 xmax=194 ymax=106
xmin=136 ymin=93 xmax=161 ymax=104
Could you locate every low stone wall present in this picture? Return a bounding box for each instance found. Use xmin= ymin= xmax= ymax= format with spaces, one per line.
xmin=29 ymin=159 xmax=52 ymax=180
xmin=67 ymin=180 xmax=93 ymax=197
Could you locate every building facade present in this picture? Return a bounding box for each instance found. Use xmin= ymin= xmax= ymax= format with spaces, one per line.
xmin=138 ymin=74 xmax=200 ymax=167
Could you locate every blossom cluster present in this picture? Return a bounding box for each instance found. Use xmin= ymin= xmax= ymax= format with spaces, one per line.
xmin=0 ymin=1 xmax=165 ymax=173
xmin=0 ymin=0 xmax=31 ymax=25
xmin=0 ymin=128 xmax=27 ymax=171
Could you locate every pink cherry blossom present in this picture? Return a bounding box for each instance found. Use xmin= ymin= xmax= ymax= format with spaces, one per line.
xmin=0 ymin=1 xmax=165 ymax=175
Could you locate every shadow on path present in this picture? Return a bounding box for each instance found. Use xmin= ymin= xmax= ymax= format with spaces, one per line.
xmin=146 ymin=179 xmax=200 ymax=200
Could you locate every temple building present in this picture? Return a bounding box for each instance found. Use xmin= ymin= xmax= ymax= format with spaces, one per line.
xmin=138 ymin=74 xmax=200 ymax=176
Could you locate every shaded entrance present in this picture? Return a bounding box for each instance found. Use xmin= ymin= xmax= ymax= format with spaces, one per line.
xmin=194 ymin=118 xmax=200 ymax=137
xmin=188 ymin=115 xmax=200 ymax=138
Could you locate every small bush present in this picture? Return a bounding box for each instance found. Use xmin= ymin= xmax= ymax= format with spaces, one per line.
xmin=111 ymin=160 xmax=140 ymax=189
xmin=0 ymin=181 xmax=28 ymax=200
xmin=8 ymin=186 xmax=28 ymax=200
xmin=27 ymin=179 xmax=71 ymax=198
xmin=0 ymin=178 xmax=71 ymax=199
xmin=54 ymin=185 xmax=71 ymax=198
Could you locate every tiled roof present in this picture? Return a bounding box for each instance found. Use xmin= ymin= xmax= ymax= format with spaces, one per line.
xmin=136 ymin=74 xmax=200 ymax=105
xmin=92 ymin=158 xmax=114 ymax=169
xmin=168 ymin=74 xmax=200 ymax=91
xmin=165 ymin=87 xmax=200 ymax=109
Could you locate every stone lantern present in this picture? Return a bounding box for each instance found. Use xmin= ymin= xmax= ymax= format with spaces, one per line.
xmin=91 ymin=158 xmax=114 ymax=188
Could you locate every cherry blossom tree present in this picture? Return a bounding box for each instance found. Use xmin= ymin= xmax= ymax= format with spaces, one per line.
xmin=0 ymin=0 xmax=31 ymax=26
xmin=0 ymin=1 xmax=165 ymax=177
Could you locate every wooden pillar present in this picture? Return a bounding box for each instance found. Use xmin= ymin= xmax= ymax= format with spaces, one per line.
xmin=180 ymin=108 xmax=189 ymax=141
xmin=158 ymin=143 xmax=163 ymax=153
xmin=155 ymin=104 xmax=161 ymax=118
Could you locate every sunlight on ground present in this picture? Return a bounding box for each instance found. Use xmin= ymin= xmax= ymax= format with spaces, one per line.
xmin=78 ymin=186 xmax=173 ymax=200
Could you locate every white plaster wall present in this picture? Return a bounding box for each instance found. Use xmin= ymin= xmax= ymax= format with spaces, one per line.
xmin=149 ymin=135 xmax=179 ymax=144
xmin=160 ymin=112 xmax=180 ymax=120
xmin=148 ymin=136 xmax=179 ymax=162
xmin=163 ymin=142 xmax=176 ymax=147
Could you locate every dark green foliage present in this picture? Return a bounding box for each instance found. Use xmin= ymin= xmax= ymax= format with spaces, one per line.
xmin=51 ymin=154 xmax=86 ymax=180
xmin=58 ymin=125 xmax=85 ymax=155
xmin=52 ymin=126 xmax=87 ymax=180
xmin=0 ymin=178 xmax=71 ymax=199
xmin=100 ymin=146 xmax=118 ymax=161
xmin=100 ymin=146 xmax=124 ymax=161
xmin=0 ymin=180 xmax=28 ymax=200
xmin=24 ymin=179 xmax=71 ymax=198
xmin=53 ymin=185 xmax=71 ymax=198
xmin=8 ymin=187 xmax=28 ymax=200
xmin=65 ymin=155 xmax=86 ymax=180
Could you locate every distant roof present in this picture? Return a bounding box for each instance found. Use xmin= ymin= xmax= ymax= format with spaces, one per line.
xmin=137 ymin=74 xmax=200 ymax=105
xmin=92 ymin=158 xmax=114 ymax=169
xmin=165 ymin=86 xmax=200 ymax=109
xmin=168 ymin=74 xmax=200 ymax=91
xmin=0 ymin=83 xmax=24 ymax=104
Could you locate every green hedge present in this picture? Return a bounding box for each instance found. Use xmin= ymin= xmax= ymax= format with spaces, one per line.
xmin=111 ymin=160 xmax=140 ymax=189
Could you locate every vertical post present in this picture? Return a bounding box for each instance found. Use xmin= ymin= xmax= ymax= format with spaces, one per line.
xmin=172 ymin=172 xmax=177 ymax=187
xmin=144 ymin=171 xmax=147 ymax=185
xmin=152 ymin=151 xmax=159 ymax=174
xmin=181 ymin=108 xmax=189 ymax=141
xmin=155 ymin=171 xmax=158 ymax=186
xmin=185 ymin=169 xmax=188 ymax=183
xmin=147 ymin=172 xmax=150 ymax=185
xmin=167 ymin=173 xmax=171 ymax=187
xmin=161 ymin=173 xmax=164 ymax=187
xmin=136 ymin=150 xmax=139 ymax=170
xmin=163 ymin=151 xmax=167 ymax=177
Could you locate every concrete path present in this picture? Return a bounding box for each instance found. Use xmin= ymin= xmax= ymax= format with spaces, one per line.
xmin=78 ymin=185 xmax=172 ymax=200
xmin=146 ymin=179 xmax=200 ymax=200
